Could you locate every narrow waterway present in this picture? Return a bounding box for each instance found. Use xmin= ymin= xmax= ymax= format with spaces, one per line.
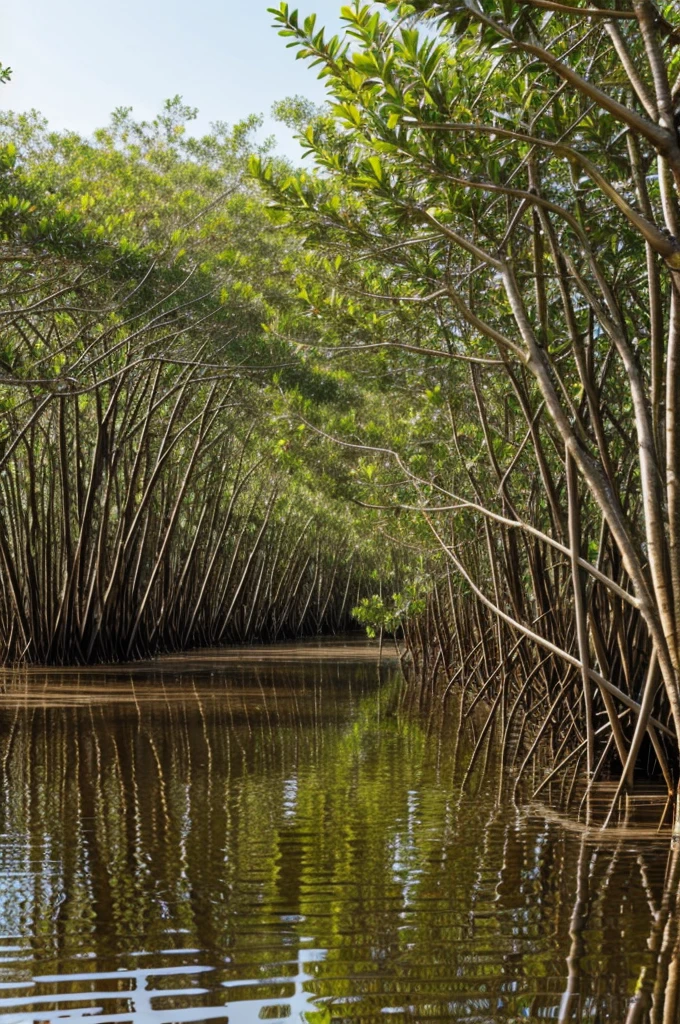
xmin=0 ymin=641 xmax=675 ymax=1022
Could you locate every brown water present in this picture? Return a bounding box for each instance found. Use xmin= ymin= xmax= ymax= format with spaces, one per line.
xmin=0 ymin=641 xmax=676 ymax=1023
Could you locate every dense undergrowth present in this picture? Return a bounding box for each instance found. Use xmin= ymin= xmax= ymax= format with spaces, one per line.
xmin=0 ymin=104 xmax=382 ymax=664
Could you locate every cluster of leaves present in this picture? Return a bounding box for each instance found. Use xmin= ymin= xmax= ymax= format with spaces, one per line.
xmin=353 ymin=582 xmax=428 ymax=637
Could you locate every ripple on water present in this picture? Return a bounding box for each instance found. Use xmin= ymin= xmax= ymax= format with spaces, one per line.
xmin=0 ymin=648 xmax=672 ymax=1022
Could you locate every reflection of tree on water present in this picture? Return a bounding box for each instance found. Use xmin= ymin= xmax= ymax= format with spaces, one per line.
xmin=0 ymin=659 xmax=679 ymax=1021
xmin=624 ymin=840 xmax=680 ymax=1024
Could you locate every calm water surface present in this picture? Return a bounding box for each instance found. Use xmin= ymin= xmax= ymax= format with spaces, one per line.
xmin=0 ymin=641 xmax=675 ymax=1023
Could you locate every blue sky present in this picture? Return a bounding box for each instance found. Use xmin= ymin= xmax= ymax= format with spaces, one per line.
xmin=4 ymin=0 xmax=347 ymax=157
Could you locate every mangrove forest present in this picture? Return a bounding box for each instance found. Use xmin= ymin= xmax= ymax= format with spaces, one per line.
xmin=3 ymin=0 xmax=680 ymax=1017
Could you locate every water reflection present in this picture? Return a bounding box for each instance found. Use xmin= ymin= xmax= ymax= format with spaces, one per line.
xmin=0 ymin=645 xmax=676 ymax=1021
